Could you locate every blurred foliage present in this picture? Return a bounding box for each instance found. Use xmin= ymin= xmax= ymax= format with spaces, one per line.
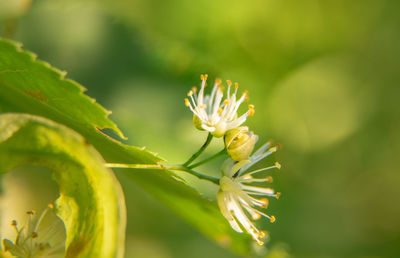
xmin=1 ymin=0 xmax=400 ymax=257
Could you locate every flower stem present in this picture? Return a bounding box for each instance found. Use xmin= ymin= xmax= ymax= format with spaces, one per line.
xmin=183 ymin=133 xmax=213 ymax=166
xmin=105 ymin=163 xmax=219 ymax=184
xmin=188 ymin=149 xmax=227 ymax=169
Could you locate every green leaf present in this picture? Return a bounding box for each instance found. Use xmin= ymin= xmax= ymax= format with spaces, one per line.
xmin=0 ymin=38 xmax=251 ymax=254
xmin=0 ymin=38 xmax=161 ymax=164
xmin=0 ymin=113 xmax=126 ymax=258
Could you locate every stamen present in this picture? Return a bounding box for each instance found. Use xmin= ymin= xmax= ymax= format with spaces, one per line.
xmin=11 ymin=220 xmax=19 ymax=234
xmin=243 ymin=164 xmax=281 ymax=177
xmin=184 ymin=98 xmax=190 ymax=107
xmin=238 ymin=175 xmax=273 ymax=183
xmin=275 ymin=192 xmax=281 ymax=199
xmin=234 ymin=82 xmax=239 ymax=89
xmin=248 ymin=104 xmax=255 ymax=116
xmin=243 ymin=90 xmax=249 ymax=101
xmin=218 ymin=108 xmax=223 ymax=114
xmin=243 ymin=185 xmax=275 ymax=196
xmin=253 ymin=208 xmax=276 ymax=222
xmin=275 ymin=162 xmax=281 ymax=169
xmin=200 ymin=73 xmax=208 ymax=82
xmin=215 ymin=78 xmax=221 ymax=85
xmin=224 ymin=99 xmax=230 ymax=105
xmin=241 ymin=200 xmax=275 ymax=223
xmin=248 ymin=196 xmax=269 ymax=208
xmin=191 ymin=86 xmax=197 ymax=93
xmin=226 ymin=80 xmax=232 ymax=86
xmin=187 ymin=90 xmax=193 ymax=97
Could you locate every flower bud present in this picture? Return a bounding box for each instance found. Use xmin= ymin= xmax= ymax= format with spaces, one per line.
xmin=224 ymin=127 xmax=257 ymax=161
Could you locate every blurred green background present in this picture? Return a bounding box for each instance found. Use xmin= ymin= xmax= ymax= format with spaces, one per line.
xmin=1 ymin=0 xmax=400 ymax=257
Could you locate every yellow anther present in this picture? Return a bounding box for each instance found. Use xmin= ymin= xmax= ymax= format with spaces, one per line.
xmin=243 ymin=90 xmax=248 ymax=95
xmin=11 ymin=220 xmax=17 ymax=226
xmin=187 ymin=90 xmax=193 ymax=97
xmin=259 ymin=231 xmax=266 ymax=238
xmin=234 ymin=82 xmax=239 ymax=89
xmin=215 ymin=78 xmax=222 ymax=84
xmin=204 ymin=74 xmax=208 ymax=80
xmin=256 ymin=239 xmax=264 ymax=246
xmin=270 ymin=215 xmax=276 ymax=223
xmin=48 ymin=203 xmax=54 ymax=209
xmin=248 ymin=108 xmax=255 ymax=116
xmin=265 ymin=176 xmax=273 ymax=183
xmin=191 ymin=86 xmax=197 ymax=93
xmin=218 ymin=108 xmax=223 ymax=114
xmin=248 ymin=104 xmax=254 ymax=109
xmin=200 ymin=74 xmax=205 ymax=80
xmin=226 ymin=80 xmax=232 ymax=86
xmin=260 ymin=198 xmax=269 ymax=208
xmin=275 ymin=162 xmax=281 ymax=169
xmin=224 ymin=99 xmax=231 ymax=105
xmin=275 ymin=192 xmax=281 ymax=199
xmin=185 ymin=98 xmax=190 ymax=107
xmin=269 ymin=146 xmax=277 ymax=153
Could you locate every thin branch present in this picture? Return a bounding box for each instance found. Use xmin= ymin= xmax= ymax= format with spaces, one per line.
xmin=183 ymin=133 xmax=213 ymax=166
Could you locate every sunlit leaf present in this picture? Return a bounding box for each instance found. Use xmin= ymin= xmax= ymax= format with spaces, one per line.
xmin=0 ymin=113 xmax=126 ymax=258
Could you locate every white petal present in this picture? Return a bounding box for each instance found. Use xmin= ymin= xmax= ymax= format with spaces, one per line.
xmin=217 ymin=191 xmax=243 ymax=233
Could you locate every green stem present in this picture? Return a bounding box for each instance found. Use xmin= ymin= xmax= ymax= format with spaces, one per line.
xmin=105 ymin=163 xmax=219 ymax=185
xmin=183 ymin=133 xmax=213 ymax=166
xmin=188 ymin=149 xmax=227 ymax=169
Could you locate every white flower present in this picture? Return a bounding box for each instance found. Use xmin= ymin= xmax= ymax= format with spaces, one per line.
xmin=217 ymin=141 xmax=281 ymax=245
xmin=185 ymin=74 xmax=255 ymax=137
xmin=2 ymin=204 xmax=65 ymax=258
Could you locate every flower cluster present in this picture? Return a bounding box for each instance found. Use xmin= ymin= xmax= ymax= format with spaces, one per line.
xmin=218 ymin=142 xmax=281 ymax=245
xmin=2 ymin=204 xmax=65 ymax=258
xmin=185 ymin=74 xmax=255 ymax=137
xmin=185 ymin=74 xmax=281 ymax=245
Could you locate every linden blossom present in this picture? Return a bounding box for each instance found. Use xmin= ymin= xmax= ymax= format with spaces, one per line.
xmin=185 ymin=74 xmax=255 ymax=137
xmin=217 ymin=141 xmax=281 ymax=245
xmin=2 ymin=204 xmax=65 ymax=258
